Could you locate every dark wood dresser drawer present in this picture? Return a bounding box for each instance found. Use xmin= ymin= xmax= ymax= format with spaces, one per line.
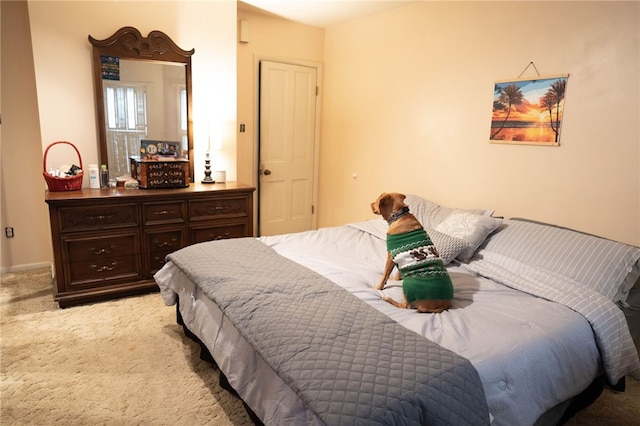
xmin=143 ymin=220 xmax=187 ymax=276
xmin=189 ymin=196 xmax=249 ymax=222
xmin=60 ymin=232 xmax=141 ymax=290
xmin=145 ymin=228 xmax=186 ymax=253
xmin=190 ymin=222 xmax=249 ymax=243
xmin=58 ymin=203 xmax=138 ymax=232
xmin=65 ymin=255 xmax=142 ymax=289
xmin=146 ymin=229 xmax=185 ymax=274
xmin=63 ymin=233 xmax=138 ymax=261
xmin=142 ymin=201 xmax=186 ymax=226
xmin=148 ymin=250 xmax=175 ymax=276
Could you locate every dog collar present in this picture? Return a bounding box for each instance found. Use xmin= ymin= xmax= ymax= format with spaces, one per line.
xmin=387 ymin=206 xmax=410 ymax=225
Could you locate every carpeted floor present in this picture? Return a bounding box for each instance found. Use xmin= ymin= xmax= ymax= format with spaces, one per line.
xmin=0 ymin=268 xmax=253 ymax=425
xmin=1 ymin=268 xmax=639 ymax=425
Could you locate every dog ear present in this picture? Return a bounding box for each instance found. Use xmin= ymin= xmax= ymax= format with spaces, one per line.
xmin=377 ymin=193 xmax=394 ymax=217
xmin=371 ymin=193 xmax=388 ymax=215
xmin=371 ymin=194 xmax=382 ymax=215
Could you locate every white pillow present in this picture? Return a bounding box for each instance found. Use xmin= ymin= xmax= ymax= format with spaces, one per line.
xmin=434 ymin=211 xmax=503 ymax=262
xmin=404 ymin=194 xmax=494 ymax=228
xmin=403 ymin=195 xmax=441 ymax=227
xmin=425 ymin=227 xmax=468 ymax=265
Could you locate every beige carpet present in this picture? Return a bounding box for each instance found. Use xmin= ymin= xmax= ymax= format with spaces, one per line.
xmin=1 ymin=268 xmax=252 ymax=425
xmin=1 ymin=268 xmax=639 ymax=425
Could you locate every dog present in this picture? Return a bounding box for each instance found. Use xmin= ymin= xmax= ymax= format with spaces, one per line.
xmin=371 ymin=192 xmax=453 ymax=313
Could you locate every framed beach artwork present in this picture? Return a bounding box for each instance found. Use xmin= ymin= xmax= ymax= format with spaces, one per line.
xmin=489 ymin=74 xmax=569 ymax=146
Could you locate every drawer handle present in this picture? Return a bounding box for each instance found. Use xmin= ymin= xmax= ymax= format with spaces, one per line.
xmin=206 ymin=204 xmax=228 ymax=213
xmin=211 ymin=232 xmax=230 ymax=240
xmin=87 ymin=214 xmax=116 ymax=222
xmin=90 ymin=244 xmax=116 ymax=255
xmin=153 ymin=237 xmax=178 ymax=248
xmin=153 ymin=210 xmax=175 ymax=216
xmin=90 ymin=261 xmax=117 ymax=272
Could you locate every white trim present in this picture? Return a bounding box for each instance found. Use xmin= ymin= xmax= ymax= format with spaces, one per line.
xmin=0 ymin=262 xmax=52 ymax=275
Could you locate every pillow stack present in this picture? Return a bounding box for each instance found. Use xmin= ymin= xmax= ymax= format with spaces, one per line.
xmin=472 ymin=219 xmax=640 ymax=304
xmin=403 ymin=194 xmax=502 ymax=264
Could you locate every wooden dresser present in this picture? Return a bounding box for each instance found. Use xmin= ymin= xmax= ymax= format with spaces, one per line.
xmin=45 ymin=182 xmax=255 ymax=308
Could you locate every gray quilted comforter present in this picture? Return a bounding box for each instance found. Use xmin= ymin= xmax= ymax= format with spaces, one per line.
xmin=167 ymin=238 xmax=490 ymax=425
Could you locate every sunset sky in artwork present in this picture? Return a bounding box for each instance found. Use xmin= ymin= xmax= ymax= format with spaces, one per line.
xmin=492 ymin=77 xmax=566 ymax=123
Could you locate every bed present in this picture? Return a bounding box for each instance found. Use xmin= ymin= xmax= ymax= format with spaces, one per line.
xmin=154 ymin=194 xmax=640 ymax=425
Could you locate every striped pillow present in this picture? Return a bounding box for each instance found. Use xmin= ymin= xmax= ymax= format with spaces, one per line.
xmin=474 ymin=219 xmax=640 ymax=303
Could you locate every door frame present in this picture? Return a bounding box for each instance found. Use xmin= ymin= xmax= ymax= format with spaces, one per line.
xmin=252 ymin=56 xmax=322 ymax=235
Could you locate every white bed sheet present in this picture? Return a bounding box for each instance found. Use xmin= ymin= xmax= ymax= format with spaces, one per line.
xmin=156 ymin=224 xmax=601 ymax=425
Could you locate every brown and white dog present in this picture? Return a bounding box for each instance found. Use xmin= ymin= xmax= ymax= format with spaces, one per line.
xmin=371 ymin=192 xmax=453 ymax=313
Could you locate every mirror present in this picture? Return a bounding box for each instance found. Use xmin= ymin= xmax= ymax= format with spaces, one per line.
xmin=89 ymin=27 xmax=194 ymax=181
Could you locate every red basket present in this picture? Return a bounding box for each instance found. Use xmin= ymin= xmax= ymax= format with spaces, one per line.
xmin=43 ymin=141 xmax=84 ymax=191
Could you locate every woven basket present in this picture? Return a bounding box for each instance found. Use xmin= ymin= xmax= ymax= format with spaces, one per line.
xmin=43 ymin=141 xmax=84 ymax=191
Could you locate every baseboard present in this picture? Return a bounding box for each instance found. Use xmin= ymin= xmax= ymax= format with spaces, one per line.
xmin=0 ymin=262 xmax=52 ymax=275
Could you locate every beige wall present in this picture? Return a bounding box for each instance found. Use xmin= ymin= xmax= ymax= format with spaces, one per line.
xmin=236 ymin=3 xmax=324 ymax=229
xmin=1 ymin=1 xmax=51 ymax=271
xmin=2 ymin=1 xmax=639 ymax=271
xmin=319 ymin=1 xmax=640 ymax=246
xmin=1 ymin=0 xmax=237 ymax=272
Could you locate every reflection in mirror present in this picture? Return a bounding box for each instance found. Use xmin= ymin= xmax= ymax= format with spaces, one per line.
xmin=89 ymin=27 xmax=194 ymax=181
xmin=102 ymin=60 xmax=188 ymax=176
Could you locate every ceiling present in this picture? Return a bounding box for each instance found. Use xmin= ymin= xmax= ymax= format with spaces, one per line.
xmin=240 ymin=0 xmax=418 ymax=28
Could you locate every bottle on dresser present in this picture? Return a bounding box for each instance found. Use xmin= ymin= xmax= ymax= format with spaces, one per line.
xmin=89 ymin=164 xmax=100 ymax=189
xmin=100 ymin=165 xmax=109 ymax=189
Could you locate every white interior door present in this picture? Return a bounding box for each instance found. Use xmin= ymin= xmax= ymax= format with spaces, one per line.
xmin=259 ymin=60 xmax=318 ymax=236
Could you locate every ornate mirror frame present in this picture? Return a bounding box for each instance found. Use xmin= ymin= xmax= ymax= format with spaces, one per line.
xmin=89 ymin=27 xmax=195 ymax=181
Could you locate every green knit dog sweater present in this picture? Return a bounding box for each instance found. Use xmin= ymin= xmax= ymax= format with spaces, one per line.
xmin=386 ymin=229 xmax=453 ymax=303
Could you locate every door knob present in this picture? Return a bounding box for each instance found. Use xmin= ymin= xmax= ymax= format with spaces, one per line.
xmin=263 ymin=169 xmax=272 ymax=175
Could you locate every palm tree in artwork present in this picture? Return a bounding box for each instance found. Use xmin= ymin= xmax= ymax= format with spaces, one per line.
xmin=540 ymin=79 xmax=566 ymax=143
xmin=490 ymin=84 xmax=524 ymax=139
xmin=550 ymin=79 xmax=566 ymax=143
xmin=540 ymin=92 xmax=558 ymax=138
